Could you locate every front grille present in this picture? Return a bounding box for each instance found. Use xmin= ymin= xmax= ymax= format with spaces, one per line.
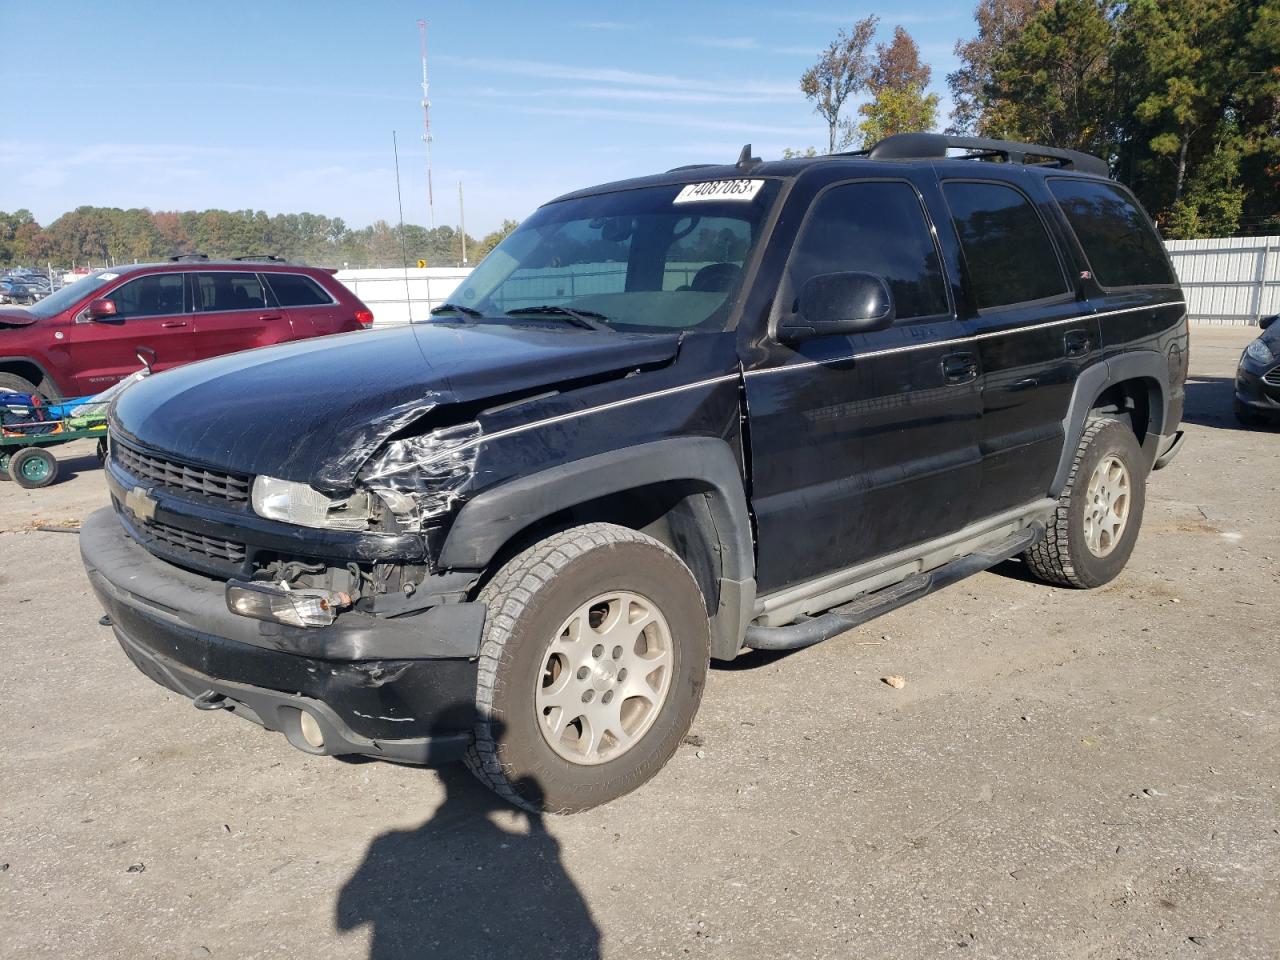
xmin=113 ymin=437 xmax=251 ymax=504
xmin=1263 ymin=366 xmax=1280 ymax=387
xmin=146 ymin=519 xmax=247 ymax=564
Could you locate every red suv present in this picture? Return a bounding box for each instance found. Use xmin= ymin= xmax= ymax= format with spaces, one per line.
xmin=0 ymin=256 xmax=374 ymax=398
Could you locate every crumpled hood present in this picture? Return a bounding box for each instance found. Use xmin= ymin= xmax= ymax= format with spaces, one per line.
xmin=111 ymin=322 xmax=681 ymax=492
xmin=0 ymin=307 xmax=37 ymax=327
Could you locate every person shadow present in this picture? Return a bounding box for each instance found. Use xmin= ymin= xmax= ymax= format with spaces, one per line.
xmin=336 ymin=760 xmax=601 ymax=960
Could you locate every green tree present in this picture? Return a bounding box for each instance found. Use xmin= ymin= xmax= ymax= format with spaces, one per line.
xmin=475 ymin=219 xmax=520 ymax=259
xmin=857 ymin=26 xmax=940 ymax=147
xmin=801 ymin=16 xmax=879 ymax=153
xmin=982 ymin=0 xmax=1118 ymax=157
xmin=948 ymin=0 xmax=1047 ymax=135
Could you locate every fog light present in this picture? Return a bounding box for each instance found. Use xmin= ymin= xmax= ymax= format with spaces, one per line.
xmin=226 ymin=580 xmax=349 ymax=628
xmin=298 ymin=711 xmax=325 ymax=749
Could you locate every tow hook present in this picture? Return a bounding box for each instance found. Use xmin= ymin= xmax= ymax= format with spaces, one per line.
xmin=193 ymin=690 xmax=228 ymax=711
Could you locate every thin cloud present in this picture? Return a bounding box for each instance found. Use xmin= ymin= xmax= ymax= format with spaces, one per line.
xmin=468 ymin=85 xmax=796 ymax=106
xmin=785 ymin=9 xmax=964 ymax=23
xmin=512 ymin=104 xmax=818 ymax=139
xmin=682 ymin=37 xmax=817 ymax=56
xmin=435 ymin=54 xmax=795 ymax=98
xmin=571 ymin=20 xmax=636 ymax=30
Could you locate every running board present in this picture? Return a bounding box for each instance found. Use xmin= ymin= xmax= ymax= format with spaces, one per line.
xmin=743 ymin=522 xmax=1045 ymax=652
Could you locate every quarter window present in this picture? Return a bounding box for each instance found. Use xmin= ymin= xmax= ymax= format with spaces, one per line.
xmin=192 ymin=272 xmax=269 ymax=312
xmin=107 ymin=274 xmax=185 ymax=317
xmin=942 ymin=181 xmax=1069 ymax=309
xmin=785 ymin=181 xmax=949 ymax=320
xmin=1048 ymin=179 xmax=1174 ymax=287
xmin=265 ymin=273 xmax=333 ymax=307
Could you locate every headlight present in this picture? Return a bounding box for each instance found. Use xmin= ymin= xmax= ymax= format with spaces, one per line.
xmin=1245 ymin=338 xmax=1275 ymax=365
xmin=251 ymin=475 xmax=374 ymax=530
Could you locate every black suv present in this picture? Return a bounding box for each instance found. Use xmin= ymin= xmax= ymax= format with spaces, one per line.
xmin=81 ymin=134 xmax=1188 ymax=812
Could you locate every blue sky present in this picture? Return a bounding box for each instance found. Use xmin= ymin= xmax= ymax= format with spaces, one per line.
xmin=1 ymin=1 xmax=971 ymax=235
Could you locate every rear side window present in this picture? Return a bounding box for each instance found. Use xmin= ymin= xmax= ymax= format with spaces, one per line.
xmin=109 ymin=274 xmax=186 ymax=317
xmin=785 ymin=181 xmax=949 ymax=320
xmin=265 ymin=273 xmax=334 ymax=307
xmin=942 ymin=181 xmax=1069 ymax=309
xmin=1048 ymin=179 xmax=1174 ymax=287
xmin=192 ymin=272 xmax=269 ymax=312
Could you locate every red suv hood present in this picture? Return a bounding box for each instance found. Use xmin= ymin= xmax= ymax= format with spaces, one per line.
xmin=0 ymin=307 xmax=37 ymax=328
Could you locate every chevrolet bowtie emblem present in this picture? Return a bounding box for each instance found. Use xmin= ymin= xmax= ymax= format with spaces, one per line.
xmin=125 ymin=485 xmax=158 ymax=523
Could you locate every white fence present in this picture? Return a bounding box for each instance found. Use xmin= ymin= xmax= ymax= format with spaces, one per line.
xmin=333 ymin=268 xmax=472 ymax=326
xmin=335 ymin=238 xmax=1280 ymax=329
xmin=1165 ymin=236 xmax=1278 ymax=326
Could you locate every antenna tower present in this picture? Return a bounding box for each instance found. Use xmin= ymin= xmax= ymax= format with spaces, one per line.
xmin=417 ymin=19 xmax=436 ymax=229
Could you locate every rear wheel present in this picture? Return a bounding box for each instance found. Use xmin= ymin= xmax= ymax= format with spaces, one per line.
xmin=465 ymin=523 xmax=710 ymax=813
xmin=0 ymin=372 xmax=39 ymax=395
xmin=1024 ymin=417 xmax=1146 ymax=588
xmin=0 ymin=449 xmax=12 ymax=480
xmin=9 ymin=446 xmax=58 ymax=488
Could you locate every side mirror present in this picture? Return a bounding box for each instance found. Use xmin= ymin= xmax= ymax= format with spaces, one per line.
xmin=1261 ymin=314 xmax=1277 ymax=331
xmin=87 ymin=298 xmax=118 ymax=320
xmin=778 ymin=272 xmax=895 ymax=342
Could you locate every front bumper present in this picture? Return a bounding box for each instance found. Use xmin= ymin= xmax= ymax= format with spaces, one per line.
xmin=80 ymin=508 xmax=483 ymax=764
xmin=1235 ymin=361 xmax=1280 ymax=419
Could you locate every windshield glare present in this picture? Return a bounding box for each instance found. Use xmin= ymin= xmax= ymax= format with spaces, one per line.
xmin=450 ymin=180 xmax=781 ymax=333
xmin=23 ymin=272 xmax=116 ymax=319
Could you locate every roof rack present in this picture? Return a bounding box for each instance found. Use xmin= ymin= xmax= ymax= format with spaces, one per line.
xmin=232 ymin=254 xmax=287 ymax=262
xmin=168 ymin=253 xmax=209 ymax=262
xmin=864 ymin=132 xmax=1109 ymax=177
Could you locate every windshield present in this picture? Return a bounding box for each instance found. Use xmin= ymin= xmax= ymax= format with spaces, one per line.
xmin=23 ymin=271 xmax=117 ymax=319
xmin=448 ymin=179 xmax=781 ymax=333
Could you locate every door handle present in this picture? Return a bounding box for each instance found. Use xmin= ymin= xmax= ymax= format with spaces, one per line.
xmin=942 ymin=353 xmax=978 ymax=383
xmin=1064 ymin=329 xmax=1091 ymax=358
xmin=257 ymin=313 xmax=283 ymax=321
xmin=161 ymin=320 xmax=188 ymax=328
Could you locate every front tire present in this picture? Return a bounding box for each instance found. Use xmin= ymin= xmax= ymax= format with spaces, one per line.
xmin=1234 ymin=400 xmax=1270 ymax=428
xmin=1024 ymin=417 xmax=1146 ymax=588
xmin=465 ymin=523 xmax=710 ymax=813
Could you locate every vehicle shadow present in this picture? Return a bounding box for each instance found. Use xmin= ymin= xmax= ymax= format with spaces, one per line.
xmin=1182 ymin=376 xmax=1278 ymax=432
xmin=336 ymin=759 xmax=601 ymax=960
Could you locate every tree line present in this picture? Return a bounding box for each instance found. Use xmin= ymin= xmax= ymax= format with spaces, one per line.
xmin=0 ymin=206 xmax=520 ymax=271
xmin=797 ymin=1 xmax=1279 ymax=238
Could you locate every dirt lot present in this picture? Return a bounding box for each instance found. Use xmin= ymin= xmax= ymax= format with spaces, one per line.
xmin=1 ymin=326 xmax=1276 ymax=960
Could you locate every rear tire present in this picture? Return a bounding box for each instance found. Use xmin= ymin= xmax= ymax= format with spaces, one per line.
xmin=1024 ymin=417 xmax=1146 ymax=588
xmin=465 ymin=523 xmax=710 ymax=813
xmin=0 ymin=372 xmax=39 ymax=395
xmin=9 ymin=446 xmax=59 ymax=488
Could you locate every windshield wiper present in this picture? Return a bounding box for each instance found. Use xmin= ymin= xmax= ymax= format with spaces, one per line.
xmin=429 ymin=302 xmax=484 ymax=318
xmin=505 ymin=305 xmax=612 ymax=331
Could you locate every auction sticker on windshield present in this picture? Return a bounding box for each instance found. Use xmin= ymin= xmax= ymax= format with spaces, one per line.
xmin=674 ymin=180 xmax=765 ymax=204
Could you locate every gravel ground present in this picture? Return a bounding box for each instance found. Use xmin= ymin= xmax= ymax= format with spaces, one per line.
xmin=0 ymin=326 xmax=1276 ymax=960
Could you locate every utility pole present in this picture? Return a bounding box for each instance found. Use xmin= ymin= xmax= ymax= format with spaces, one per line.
xmin=417 ymin=19 xmax=436 ymax=230
xmin=459 ymin=181 xmax=468 ymax=266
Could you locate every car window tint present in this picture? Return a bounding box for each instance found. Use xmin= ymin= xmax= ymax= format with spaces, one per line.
xmin=942 ymin=181 xmax=1068 ymax=309
xmin=192 ymin=272 xmax=268 ymax=312
xmin=265 ymin=273 xmax=332 ymax=307
xmin=786 ymin=181 xmax=948 ymax=320
xmin=109 ymin=274 xmax=185 ymax=317
xmin=662 ymin=216 xmax=753 ymax=292
xmin=1048 ymin=179 xmax=1174 ymax=287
